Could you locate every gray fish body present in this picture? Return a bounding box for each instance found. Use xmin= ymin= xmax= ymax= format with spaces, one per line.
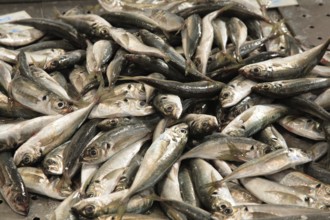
xmin=241 ymin=177 xmax=325 ymax=209
xmin=182 ymin=14 xmax=202 ymax=60
xmin=219 ymin=148 xmax=312 ymax=183
xmin=256 ymin=125 xmax=288 ymax=150
xmin=189 ymin=158 xmax=235 ymax=213
xmin=0 ymin=152 xmax=29 ymax=216
xmin=240 ymin=39 xmax=330 ymax=81
xmin=221 ymin=104 xmax=289 ymax=137
xmin=227 ymin=17 xmax=247 ymax=59
xmin=10 ymin=75 xmax=72 ymax=115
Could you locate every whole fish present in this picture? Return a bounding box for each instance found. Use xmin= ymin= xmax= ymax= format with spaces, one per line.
xmin=0 ymin=152 xmax=29 ymax=216
xmin=211 ymin=148 xmax=312 ymax=185
xmin=9 ymin=75 xmax=72 ymax=115
xmin=13 ymin=101 xmax=96 ymax=166
xmin=240 ymin=39 xmax=330 ymax=81
xmin=180 ymin=136 xmax=271 ymax=162
xmin=189 ymin=159 xmax=235 ymax=214
xmin=241 ymin=177 xmax=325 ymax=209
xmin=44 ymin=49 xmax=86 ymax=72
xmin=195 ymin=6 xmax=232 ymax=74
xmin=119 ymin=76 xmax=225 ymax=98
xmin=252 ymin=78 xmax=330 ymax=98
xmin=116 ymin=123 xmax=188 ymax=218
xmin=80 ymin=123 xmax=154 ymax=164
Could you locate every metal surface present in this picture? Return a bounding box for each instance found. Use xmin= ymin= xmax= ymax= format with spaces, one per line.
xmin=279 ymin=0 xmax=330 ymax=48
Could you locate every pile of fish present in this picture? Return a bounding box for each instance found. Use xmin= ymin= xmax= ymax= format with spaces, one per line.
xmin=0 ymin=0 xmax=330 ymax=219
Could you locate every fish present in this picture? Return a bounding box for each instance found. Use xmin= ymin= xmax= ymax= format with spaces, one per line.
xmin=221 ymin=104 xmax=289 ymax=137
xmin=219 ymin=75 xmax=257 ymax=108
xmin=42 ymin=141 xmax=70 ymax=176
xmin=240 ymin=38 xmax=330 ymax=81
xmin=180 ymin=136 xmax=271 ymax=162
xmin=9 ymin=75 xmax=72 ymax=115
xmin=255 ymin=125 xmax=288 ymax=150
xmin=44 ymin=49 xmax=86 ymax=72
xmin=181 ymin=113 xmax=219 ymax=137
xmin=210 ymin=148 xmax=312 ymax=185
xmin=116 ymin=123 xmax=188 ymax=219
xmin=227 ymin=17 xmax=248 ymax=60
xmin=17 ymin=167 xmax=72 ymax=200
xmin=0 ymin=152 xmax=29 ymax=215
xmin=181 ymin=14 xmax=202 ymax=61
xmin=0 ymin=27 xmax=44 ymax=47
xmin=153 ymin=94 xmax=183 ymax=119
xmin=13 ymin=101 xmax=96 ymax=166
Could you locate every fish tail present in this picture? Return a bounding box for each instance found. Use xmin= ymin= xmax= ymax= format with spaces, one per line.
xmin=115 ymin=195 xmax=130 ymax=220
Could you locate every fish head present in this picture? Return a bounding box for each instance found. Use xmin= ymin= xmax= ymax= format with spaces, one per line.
xmin=80 ymin=141 xmax=111 ymax=164
xmin=3 ymin=186 xmax=29 ymax=216
xmin=154 ymin=94 xmax=182 ymax=119
xmin=189 ymin=115 xmax=219 ymax=137
xmin=49 ymin=94 xmax=73 ymax=114
xmin=211 ymin=198 xmax=234 ymax=216
xmin=244 ymin=144 xmax=274 ymax=160
xmin=43 ymin=158 xmax=63 ymax=175
xmin=239 ymin=63 xmax=272 ymax=79
xmin=252 ymin=82 xmax=275 ymax=93
xmin=98 ymin=118 xmax=121 ymax=130
xmin=126 ymin=99 xmax=154 ymax=116
xmin=95 ymin=25 xmax=111 ymax=38
xmin=71 ymin=199 xmax=102 ymax=218
xmin=123 ymin=83 xmax=146 ymax=100
xmin=287 ymin=148 xmax=313 ymax=164
xmin=220 ymin=86 xmax=235 ymax=107
xmin=14 ymin=146 xmax=41 ymax=166
xmin=44 ymin=59 xmax=60 ymax=71
xmin=316 ymin=184 xmax=330 ymax=206
xmin=170 ymin=123 xmax=189 ymax=142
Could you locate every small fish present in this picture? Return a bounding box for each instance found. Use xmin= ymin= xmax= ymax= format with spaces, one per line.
xmin=42 ymin=141 xmax=70 ymax=175
xmin=0 ymin=152 xmax=29 ymax=216
xmin=153 ymin=94 xmax=183 ymax=119
xmin=227 ymin=17 xmax=248 ymax=60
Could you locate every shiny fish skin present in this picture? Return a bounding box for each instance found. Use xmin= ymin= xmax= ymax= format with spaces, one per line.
xmin=182 ymin=14 xmax=202 ymax=60
xmin=0 ymin=152 xmax=29 ymax=216
xmin=153 ymin=94 xmax=183 ymax=119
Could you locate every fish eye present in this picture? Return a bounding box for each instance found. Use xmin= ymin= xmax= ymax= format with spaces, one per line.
xmin=22 ymin=154 xmax=32 ymax=165
xmin=222 ymin=92 xmax=230 ymax=98
xmin=123 ymin=98 xmax=128 ymax=102
xmin=50 ymin=60 xmax=59 ymax=68
xmin=84 ymin=205 xmax=95 ymax=215
xmin=315 ymin=183 xmax=322 ymax=188
xmin=89 ymin=148 xmax=98 ymax=157
xmin=250 ymin=145 xmax=255 ymax=150
xmin=57 ymin=101 xmax=65 ymax=109
xmin=109 ymin=119 xmax=118 ymax=125
xmin=100 ymin=28 xmax=108 ymax=36
xmin=223 ymin=208 xmax=233 ymax=215
xmin=180 ymin=128 xmax=187 ymax=134
xmin=165 ymin=105 xmax=173 ymax=112
xmin=139 ymin=101 xmax=146 ymax=106
xmin=261 ymin=84 xmax=270 ymax=89
xmin=220 ymin=204 xmax=227 ymax=209
xmin=15 ymin=195 xmax=24 ymax=203
xmin=304 ymin=196 xmax=311 ymax=202
xmin=264 ymin=147 xmax=272 ymax=154
xmin=252 ymin=67 xmax=261 ymax=73
xmin=42 ymin=95 xmax=48 ymax=101
xmin=202 ymin=121 xmax=209 ymax=128
xmin=127 ymin=84 xmax=132 ymax=89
